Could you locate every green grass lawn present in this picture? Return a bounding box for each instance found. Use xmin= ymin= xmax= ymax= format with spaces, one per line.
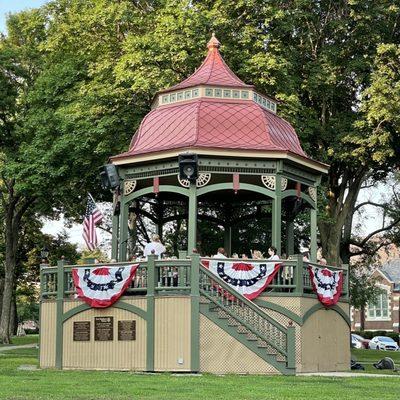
xmin=0 ymin=334 xmax=39 ymax=347
xmin=351 ymin=348 xmax=400 ymax=375
xmin=0 ymin=347 xmax=398 ymax=400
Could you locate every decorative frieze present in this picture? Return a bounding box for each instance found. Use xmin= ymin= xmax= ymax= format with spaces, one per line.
xmin=158 ymin=86 xmax=277 ymax=114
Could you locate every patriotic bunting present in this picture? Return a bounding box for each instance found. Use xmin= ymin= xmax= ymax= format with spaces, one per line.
xmin=308 ymin=266 xmax=343 ymax=307
xmin=72 ymin=264 xmax=138 ymax=308
xmin=202 ymin=260 xmax=281 ymax=300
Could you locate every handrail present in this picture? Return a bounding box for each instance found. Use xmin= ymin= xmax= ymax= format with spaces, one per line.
xmin=306 ymin=261 xmax=347 ymax=272
xmin=199 ymin=261 xmax=287 ymax=334
xmin=200 ymin=290 xmax=287 ymax=357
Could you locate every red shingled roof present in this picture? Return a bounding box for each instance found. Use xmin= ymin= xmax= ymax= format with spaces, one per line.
xmin=114 ymin=99 xmax=305 ymax=158
xmin=112 ymin=34 xmax=308 ymax=162
xmin=161 ymin=33 xmax=253 ymax=92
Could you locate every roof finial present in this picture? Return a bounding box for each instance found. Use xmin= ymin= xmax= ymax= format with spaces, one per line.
xmin=207 ymin=32 xmax=220 ymax=50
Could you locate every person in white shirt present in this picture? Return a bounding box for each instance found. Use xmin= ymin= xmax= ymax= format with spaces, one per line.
xmin=213 ymin=247 xmax=227 ymax=258
xmin=143 ymin=234 xmax=166 ymax=258
xmin=267 ymin=246 xmax=279 ymax=261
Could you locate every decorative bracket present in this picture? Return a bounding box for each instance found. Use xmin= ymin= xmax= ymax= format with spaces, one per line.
xmin=261 ymin=175 xmax=288 ymax=191
xmin=178 ymin=173 xmax=211 ymax=188
xmin=123 ymin=179 xmax=137 ymax=196
xmin=308 ymin=187 xmax=317 ymax=202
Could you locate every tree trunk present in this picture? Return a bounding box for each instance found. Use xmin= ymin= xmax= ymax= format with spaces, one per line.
xmin=9 ymin=295 xmax=17 ymax=338
xmin=0 ymin=195 xmax=31 ymax=344
xmin=0 ymin=277 xmax=4 ymax=322
xmin=360 ymin=306 xmax=365 ymax=332
xmin=318 ymin=167 xmax=366 ymax=266
xmin=0 ymin=229 xmax=17 ymax=343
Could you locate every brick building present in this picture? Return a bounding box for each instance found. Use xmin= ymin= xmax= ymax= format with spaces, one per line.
xmin=351 ymin=259 xmax=400 ymax=332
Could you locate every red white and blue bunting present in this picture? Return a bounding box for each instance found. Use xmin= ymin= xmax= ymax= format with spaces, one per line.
xmin=202 ymin=260 xmax=281 ymax=300
xmin=72 ymin=264 xmax=138 ymax=308
xmin=308 ymin=266 xmax=343 ymax=307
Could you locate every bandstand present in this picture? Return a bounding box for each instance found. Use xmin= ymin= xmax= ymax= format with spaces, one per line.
xmin=39 ymin=35 xmax=350 ymax=375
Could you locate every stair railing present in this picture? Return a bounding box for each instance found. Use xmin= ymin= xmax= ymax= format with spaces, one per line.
xmin=199 ymin=260 xmax=289 ymax=361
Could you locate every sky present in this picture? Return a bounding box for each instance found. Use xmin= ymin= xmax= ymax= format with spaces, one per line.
xmin=0 ymin=0 xmax=48 ymax=34
xmin=2 ymin=0 xmax=390 ymax=251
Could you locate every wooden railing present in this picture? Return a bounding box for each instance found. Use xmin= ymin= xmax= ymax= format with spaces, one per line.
xmin=39 ymin=256 xmax=349 ymax=300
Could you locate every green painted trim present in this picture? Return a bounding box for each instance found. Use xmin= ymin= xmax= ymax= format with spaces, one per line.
xmin=187 ymin=184 xmax=197 ymax=253
xmin=119 ymin=201 xmax=129 ymax=261
xmin=254 ymin=300 xmax=302 ymax=325
xmin=303 ymin=303 xmax=351 ymax=327
xmin=272 ymin=176 xmax=282 ymax=254
xmin=55 ymin=261 xmax=64 ymax=369
xmin=286 ymin=326 xmax=296 ymax=369
xmin=146 ymin=255 xmax=156 ymax=372
xmin=282 ymin=190 xmax=315 ymax=209
xmin=200 ymin=304 xmax=295 ymax=375
xmin=124 ymin=185 xmax=189 ymax=204
xmin=197 ymin=182 xmax=275 ymax=199
xmin=190 ymin=254 xmax=200 ymax=372
xmin=111 ymin=212 xmax=119 ymax=261
xmin=293 ymin=255 xmax=304 ymax=295
xmin=310 ymin=208 xmax=317 ymax=262
xmin=62 ymin=301 xmax=148 ymax=323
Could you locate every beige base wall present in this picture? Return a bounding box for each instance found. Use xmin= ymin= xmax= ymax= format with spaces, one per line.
xmin=300 ymin=309 xmax=350 ymax=372
xmin=154 ymin=297 xmax=191 ymax=371
xmin=39 ymin=301 xmax=57 ymax=368
xmin=199 ymin=315 xmax=279 ymax=374
xmin=40 ymin=297 xmax=147 ymax=370
xmin=259 ymin=296 xmax=350 ymax=373
xmin=40 ymin=295 xmax=350 ymax=373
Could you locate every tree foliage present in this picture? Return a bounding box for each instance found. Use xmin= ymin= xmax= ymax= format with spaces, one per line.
xmin=1 ymin=0 xmax=400 ymax=339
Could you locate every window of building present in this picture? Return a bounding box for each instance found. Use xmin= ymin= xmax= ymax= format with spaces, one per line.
xmin=367 ymin=291 xmax=389 ymax=319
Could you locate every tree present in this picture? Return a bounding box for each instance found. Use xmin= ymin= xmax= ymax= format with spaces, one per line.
xmin=1 ymin=0 xmax=400 ymax=341
xmin=0 ymin=0 xmax=152 ymax=342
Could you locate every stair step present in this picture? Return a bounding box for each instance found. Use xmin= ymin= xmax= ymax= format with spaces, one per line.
xmin=227 ymin=318 xmax=240 ymax=327
xmin=237 ymin=326 xmax=249 ymax=334
xmin=257 ymin=339 xmax=268 ymax=348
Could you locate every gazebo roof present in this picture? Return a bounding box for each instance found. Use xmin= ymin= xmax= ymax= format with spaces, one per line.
xmin=159 ymin=34 xmax=253 ymax=92
xmin=112 ymin=35 xmax=326 ymax=173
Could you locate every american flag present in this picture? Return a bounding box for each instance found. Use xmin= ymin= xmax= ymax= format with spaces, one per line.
xmin=83 ymin=194 xmax=103 ymax=250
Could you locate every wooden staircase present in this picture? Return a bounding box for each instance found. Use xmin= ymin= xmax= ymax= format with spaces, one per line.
xmin=199 ymin=263 xmax=296 ymax=375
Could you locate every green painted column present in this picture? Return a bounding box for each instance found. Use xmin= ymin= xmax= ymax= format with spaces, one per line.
xmin=190 ymin=253 xmax=200 ymax=372
xmin=55 ymin=260 xmax=65 ymax=369
xmin=187 ymin=183 xmax=197 ymax=254
xmin=287 ymin=326 xmax=296 ymax=370
xmin=310 ymin=207 xmax=317 ymax=262
xmin=146 ymin=254 xmax=156 ymax=371
xmin=272 ymin=175 xmax=282 ymax=255
xmin=286 ymin=219 xmax=294 ymax=257
xmin=223 ymin=226 xmax=232 ymax=256
xmin=293 ymin=254 xmax=304 ymax=295
xmin=119 ymin=200 xmax=129 ymax=261
xmin=111 ymin=212 xmax=119 ymax=261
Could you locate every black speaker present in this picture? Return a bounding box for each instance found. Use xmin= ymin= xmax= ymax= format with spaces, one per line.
xmin=99 ymin=164 xmax=120 ymax=190
xmin=179 ymin=153 xmax=198 ymax=182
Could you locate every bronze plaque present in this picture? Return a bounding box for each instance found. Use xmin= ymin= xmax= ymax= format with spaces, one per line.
xmin=94 ymin=317 xmax=114 ymax=341
xmin=118 ymin=320 xmax=136 ymax=341
xmin=73 ymin=321 xmax=90 ymax=341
